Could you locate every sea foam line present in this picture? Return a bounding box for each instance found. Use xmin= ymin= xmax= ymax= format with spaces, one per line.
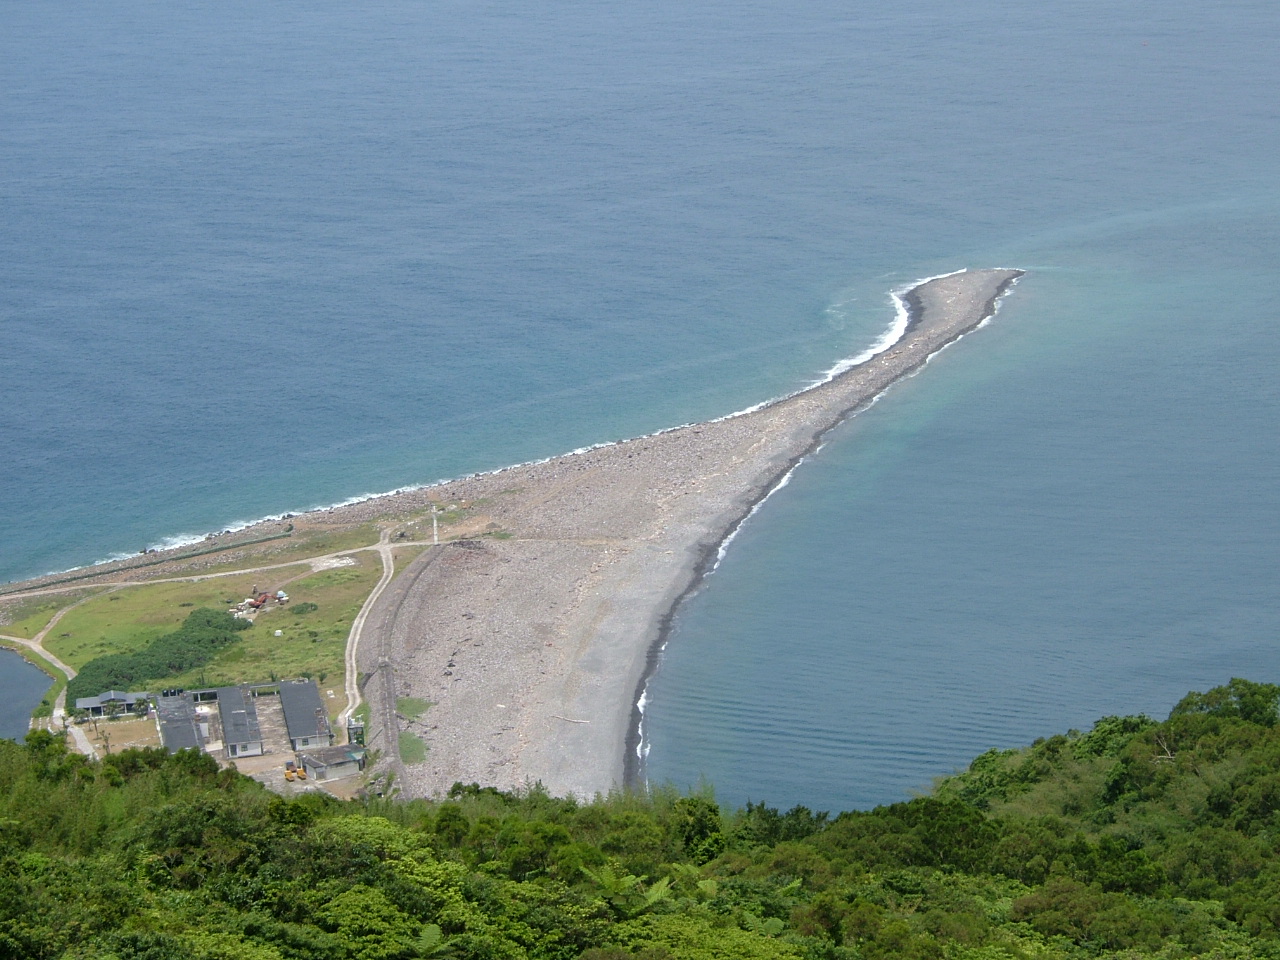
xmin=701 ymin=267 xmax=1023 ymax=577
xmin=694 ymin=267 xmax=975 ymax=575
xmin=81 ymin=488 xmax=422 ymax=574
xmin=47 ymin=269 xmax=972 ymax=585
xmin=633 ymin=268 xmax=1024 ymax=781
xmin=625 ymin=270 xmax=957 ymax=764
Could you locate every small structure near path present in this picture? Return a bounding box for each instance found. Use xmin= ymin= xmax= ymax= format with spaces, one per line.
xmin=74 ymin=690 xmax=150 ymax=718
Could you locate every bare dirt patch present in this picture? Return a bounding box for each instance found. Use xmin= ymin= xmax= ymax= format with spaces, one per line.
xmin=82 ymin=716 xmax=161 ymax=753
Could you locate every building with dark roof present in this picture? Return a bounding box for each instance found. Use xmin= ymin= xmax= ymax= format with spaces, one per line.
xmin=74 ymin=690 xmax=150 ymax=717
xmin=216 ymin=685 xmax=264 ymax=758
xmin=156 ymin=693 xmax=203 ymax=753
xmin=279 ymin=679 xmax=333 ymax=751
xmin=298 ymin=745 xmax=366 ymax=782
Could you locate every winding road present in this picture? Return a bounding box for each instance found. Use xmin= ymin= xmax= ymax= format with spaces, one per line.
xmin=2 ymin=526 xmax=439 ymax=744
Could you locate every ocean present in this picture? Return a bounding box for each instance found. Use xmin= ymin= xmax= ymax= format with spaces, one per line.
xmin=2 ymin=0 xmax=1277 ymax=796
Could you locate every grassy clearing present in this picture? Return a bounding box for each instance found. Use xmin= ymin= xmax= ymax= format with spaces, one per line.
xmin=44 ymin=570 xmax=311 ymax=670
xmin=398 ymin=731 xmax=427 ymax=764
xmin=193 ymin=523 xmax=382 ymax=574
xmin=42 ymin=554 xmax=382 ymax=721
xmin=0 ymin=590 xmax=101 ymax=640
xmin=391 ymin=545 xmax=428 ymax=571
xmin=395 ymin=503 xmax=477 ymax=543
xmin=80 ymin=716 xmax=161 ymax=754
xmin=165 ymin=557 xmax=383 ymax=716
xmin=396 ymin=697 xmax=432 ymax=721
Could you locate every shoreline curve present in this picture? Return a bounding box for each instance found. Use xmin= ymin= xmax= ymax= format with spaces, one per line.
xmin=352 ymin=267 xmax=1023 ymax=799
xmin=622 ymin=268 xmax=1023 ymax=787
xmin=1 ymin=269 xmax=1024 ymax=799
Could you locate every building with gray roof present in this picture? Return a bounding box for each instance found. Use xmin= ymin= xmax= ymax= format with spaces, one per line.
xmin=156 ymin=693 xmax=203 ymax=753
xmin=216 ymin=685 xmax=264 ymax=758
xmin=298 ymin=745 xmax=366 ymax=782
xmin=279 ymin=679 xmax=333 ymax=751
xmin=74 ymin=690 xmax=150 ymax=717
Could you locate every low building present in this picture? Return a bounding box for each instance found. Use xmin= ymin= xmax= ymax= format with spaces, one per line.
xmin=156 ymin=692 xmax=203 ymax=753
xmin=216 ymin=685 xmax=264 ymax=759
xmin=75 ymin=690 xmax=150 ymax=718
xmin=279 ymin=678 xmax=333 ymax=751
xmin=297 ymin=745 xmax=367 ymax=782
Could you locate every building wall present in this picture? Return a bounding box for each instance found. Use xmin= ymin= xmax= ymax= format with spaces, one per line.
xmin=302 ymin=758 xmax=361 ymax=781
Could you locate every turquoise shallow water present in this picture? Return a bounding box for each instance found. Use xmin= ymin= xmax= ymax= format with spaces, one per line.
xmin=645 ymin=205 xmax=1280 ymax=809
xmin=2 ymin=0 xmax=1278 ymax=787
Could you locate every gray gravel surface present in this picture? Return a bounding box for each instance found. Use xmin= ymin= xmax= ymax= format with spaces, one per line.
xmin=353 ymin=269 xmax=1024 ymax=798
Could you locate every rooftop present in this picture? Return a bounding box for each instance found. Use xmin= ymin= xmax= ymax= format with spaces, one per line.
xmin=156 ymin=694 xmax=201 ymax=753
xmin=279 ymin=679 xmax=330 ymax=741
xmin=298 ymin=745 xmax=367 ymax=774
xmin=74 ymin=690 xmax=149 ymax=711
xmin=215 ymin=686 xmax=262 ymax=746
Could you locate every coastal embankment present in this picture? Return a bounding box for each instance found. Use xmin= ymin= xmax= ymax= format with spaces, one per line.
xmin=352 ymin=268 xmax=1022 ymax=798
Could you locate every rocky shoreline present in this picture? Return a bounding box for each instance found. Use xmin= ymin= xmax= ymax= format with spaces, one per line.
xmin=352 ymin=269 xmax=1023 ymax=798
xmin=2 ymin=269 xmax=1023 ymax=798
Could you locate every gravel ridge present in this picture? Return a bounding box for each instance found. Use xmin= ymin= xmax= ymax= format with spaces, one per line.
xmin=357 ymin=268 xmax=1024 ymax=798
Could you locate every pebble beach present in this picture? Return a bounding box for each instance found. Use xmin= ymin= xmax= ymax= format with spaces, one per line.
xmin=350 ymin=268 xmax=1024 ymax=798
xmin=1 ymin=269 xmax=1022 ymax=794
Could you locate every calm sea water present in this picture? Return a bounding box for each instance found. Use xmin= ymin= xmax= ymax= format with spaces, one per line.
xmin=3 ymin=0 xmax=1277 ymax=796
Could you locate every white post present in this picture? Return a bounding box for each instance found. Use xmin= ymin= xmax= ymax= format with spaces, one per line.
xmin=432 ymin=504 xmax=439 ymax=545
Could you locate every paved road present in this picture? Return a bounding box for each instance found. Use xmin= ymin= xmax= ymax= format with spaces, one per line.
xmin=339 ymin=528 xmax=397 ymax=729
xmin=347 ymin=544 xmax=444 ymax=791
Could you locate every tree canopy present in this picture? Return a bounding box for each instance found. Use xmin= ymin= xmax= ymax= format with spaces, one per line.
xmin=5 ymin=679 xmax=1280 ymax=958
xmin=67 ymin=607 xmax=251 ymax=702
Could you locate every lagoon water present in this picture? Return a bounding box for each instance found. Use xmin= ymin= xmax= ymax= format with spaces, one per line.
xmin=2 ymin=1 xmax=1278 ymax=800
xmin=0 ymin=651 xmax=51 ymax=742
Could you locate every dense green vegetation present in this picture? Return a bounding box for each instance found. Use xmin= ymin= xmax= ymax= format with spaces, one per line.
xmin=66 ymin=608 xmax=251 ymax=702
xmin=4 ymin=680 xmax=1280 ymax=959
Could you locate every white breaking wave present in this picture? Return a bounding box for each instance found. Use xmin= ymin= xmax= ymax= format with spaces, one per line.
xmin=810 ymin=267 xmax=967 ymax=385
xmin=635 ymin=685 xmax=650 ymax=760
xmin=62 ymin=269 xmax=994 ymax=589
xmin=632 ymin=268 xmax=1001 ymax=782
xmin=82 ymin=487 xmax=417 ymax=574
xmin=711 ymin=462 xmax=797 ymax=573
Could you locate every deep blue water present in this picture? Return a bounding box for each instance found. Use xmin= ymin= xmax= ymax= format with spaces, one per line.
xmin=2 ymin=1 xmax=1277 ymax=801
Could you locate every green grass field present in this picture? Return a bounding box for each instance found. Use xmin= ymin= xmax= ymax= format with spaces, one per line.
xmin=196 ymin=524 xmax=382 ymax=574
xmin=165 ymin=557 xmax=383 ymax=716
xmin=0 ymin=590 xmax=102 ymax=640
xmin=396 ymin=697 xmax=432 ymax=721
xmin=9 ymin=522 xmax=433 ymax=725
xmin=398 ymin=731 xmax=427 ymax=764
xmin=393 ymin=503 xmax=474 ymax=542
xmin=392 ymin=545 xmax=429 ymax=569
xmin=45 ymin=570 xmax=311 ymax=670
